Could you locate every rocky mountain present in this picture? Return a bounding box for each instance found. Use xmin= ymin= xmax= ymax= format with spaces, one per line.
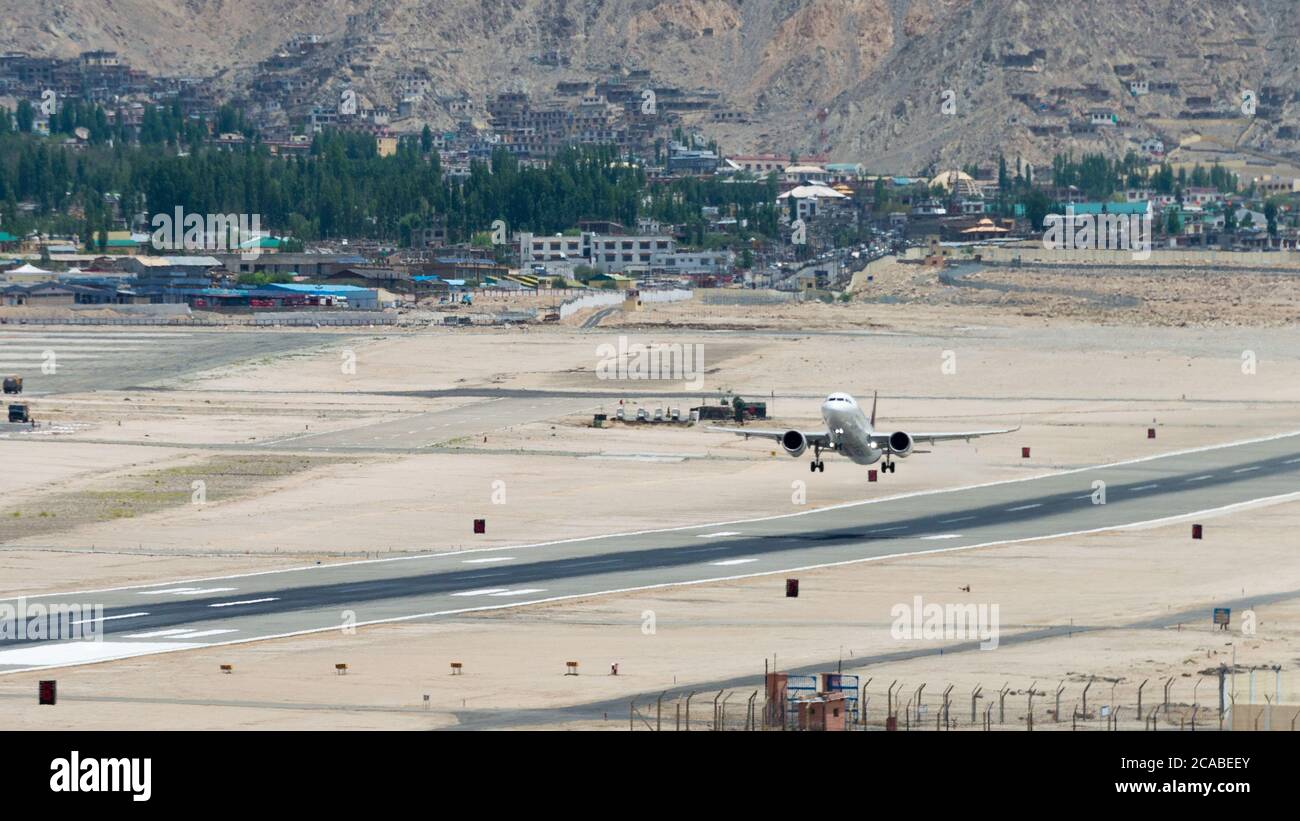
xmin=5 ymin=0 xmax=1299 ymax=171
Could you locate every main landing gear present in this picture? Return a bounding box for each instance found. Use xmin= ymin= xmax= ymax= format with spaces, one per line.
xmin=880 ymin=459 xmax=897 ymax=474
xmin=809 ymin=446 xmax=825 ymax=473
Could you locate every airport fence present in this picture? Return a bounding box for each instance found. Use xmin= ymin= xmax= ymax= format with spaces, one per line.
xmin=626 ymin=667 xmax=1300 ymax=731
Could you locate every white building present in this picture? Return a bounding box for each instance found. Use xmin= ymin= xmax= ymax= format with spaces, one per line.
xmin=649 ymin=250 xmax=734 ymax=275
xmin=517 ymin=232 xmax=676 ymax=273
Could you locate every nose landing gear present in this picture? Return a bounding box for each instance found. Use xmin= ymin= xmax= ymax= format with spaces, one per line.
xmin=809 ymin=445 xmax=825 ymax=472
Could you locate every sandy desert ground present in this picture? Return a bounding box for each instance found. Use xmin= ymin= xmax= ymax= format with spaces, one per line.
xmin=2 ymin=267 xmax=1299 ymax=729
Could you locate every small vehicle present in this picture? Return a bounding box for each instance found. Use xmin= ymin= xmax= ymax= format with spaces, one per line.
xmin=8 ymin=403 xmax=30 ymax=423
xmin=2 ymin=376 xmax=21 ymax=394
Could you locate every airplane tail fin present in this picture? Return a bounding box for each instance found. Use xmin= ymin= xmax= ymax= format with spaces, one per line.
xmin=870 ymin=390 xmax=878 ymax=428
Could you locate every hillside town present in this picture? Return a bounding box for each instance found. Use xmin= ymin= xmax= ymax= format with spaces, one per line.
xmin=3 ymin=40 xmax=1300 ymax=325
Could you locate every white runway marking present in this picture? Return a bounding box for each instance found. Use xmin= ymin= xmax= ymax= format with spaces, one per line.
xmin=138 ymin=588 xmax=199 ymax=595
xmin=175 ymin=588 xmax=237 ymax=596
xmin=697 ymin=531 xmax=742 ymax=538
xmin=939 ymin=515 xmax=975 ymax=523
xmin=1232 ymin=466 xmax=1260 ymax=474
xmin=919 ymin=534 xmax=962 ymax=540
xmin=488 ymin=588 xmax=546 ymax=597
xmin=1131 ymin=484 xmax=1159 ymax=491
xmin=209 ymin=598 xmax=278 ymax=608
xmin=0 ymin=641 xmax=194 ymax=666
xmin=710 ymin=558 xmax=758 ymax=566
xmin=68 ymin=612 xmax=149 ymax=625
xmin=567 ymin=558 xmax=623 ymax=568
xmin=170 ymin=629 xmax=238 ymax=639
xmin=1186 ymin=474 xmax=1214 ymax=483
xmin=872 ymin=525 xmax=908 ymax=533
xmin=124 ymin=629 xmax=199 ymax=638
xmin=451 ymin=588 xmax=511 ymax=597
xmin=1007 ymin=503 xmax=1041 ymax=511
xmin=462 ymin=557 xmax=515 ymax=564
xmin=1286 ymin=457 xmax=1300 ymax=464
xmin=124 ymin=628 xmax=240 ymax=640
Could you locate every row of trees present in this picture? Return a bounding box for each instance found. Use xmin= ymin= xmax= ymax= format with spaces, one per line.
xmin=0 ymin=127 xmax=789 ymax=249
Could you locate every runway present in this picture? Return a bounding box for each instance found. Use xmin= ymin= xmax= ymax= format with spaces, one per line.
xmin=0 ymin=329 xmax=343 ymax=395
xmin=3 ymin=429 xmax=1299 ymax=674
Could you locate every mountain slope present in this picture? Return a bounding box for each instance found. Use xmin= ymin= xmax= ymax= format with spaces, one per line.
xmin=4 ymin=0 xmax=1297 ymax=170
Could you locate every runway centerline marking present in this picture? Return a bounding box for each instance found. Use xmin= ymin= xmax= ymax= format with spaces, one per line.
xmin=451 ymin=588 xmax=510 ymax=597
xmin=124 ymin=629 xmax=198 ymax=638
xmin=1232 ymin=467 xmax=1260 ymax=474
xmin=1007 ymin=503 xmax=1041 ymax=511
xmin=919 ymin=534 xmax=962 ymax=540
xmin=710 ymin=558 xmax=758 ymax=566
xmin=171 ymin=629 xmax=238 ymax=639
xmin=69 ymin=612 xmax=149 ymax=625
xmin=13 ymin=428 xmax=1300 ymax=607
xmin=939 ymin=515 xmax=975 ymax=523
xmin=1131 ymin=484 xmax=1159 ymax=491
xmin=1186 ymin=475 xmax=1214 ymax=483
xmin=9 ymin=487 xmax=1300 ymax=676
xmin=209 ymin=598 xmax=279 ymax=608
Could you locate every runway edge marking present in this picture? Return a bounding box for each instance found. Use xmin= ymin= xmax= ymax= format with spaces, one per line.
xmin=6 ymin=427 xmax=1300 ymax=601
xmin=4 ymin=488 xmax=1300 ymax=677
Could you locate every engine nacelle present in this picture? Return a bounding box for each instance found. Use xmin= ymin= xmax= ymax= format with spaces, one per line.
xmin=781 ymin=430 xmax=808 ymax=458
xmin=888 ymin=430 xmax=914 ymax=457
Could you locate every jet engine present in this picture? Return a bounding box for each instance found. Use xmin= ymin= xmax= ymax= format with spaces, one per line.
xmin=781 ymin=430 xmax=808 ymax=458
xmin=888 ymin=431 xmax=914 ymax=457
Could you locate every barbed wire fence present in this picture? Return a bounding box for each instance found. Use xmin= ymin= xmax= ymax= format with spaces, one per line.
xmin=627 ymin=666 xmax=1300 ymax=731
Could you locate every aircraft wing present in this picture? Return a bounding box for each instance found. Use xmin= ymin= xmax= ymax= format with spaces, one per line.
xmin=708 ymin=427 xmax=834 ymax=447
xmin=873 ymin=425 xmax=1020 ymax=446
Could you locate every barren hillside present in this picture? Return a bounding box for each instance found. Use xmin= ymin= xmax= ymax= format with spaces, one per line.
xmin=5 ymin=0 xmax=1299 ymax=169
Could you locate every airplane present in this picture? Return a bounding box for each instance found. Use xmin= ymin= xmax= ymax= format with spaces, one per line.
xmin=709 ymin=391 xmax=1018 ymax=474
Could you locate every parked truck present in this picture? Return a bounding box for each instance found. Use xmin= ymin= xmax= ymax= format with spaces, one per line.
xmin=2 ymin=376 xmax=21 ymax=394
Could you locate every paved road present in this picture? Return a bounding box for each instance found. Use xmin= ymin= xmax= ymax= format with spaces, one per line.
xmin=2 ymin=430 xmax=1298 ymax=674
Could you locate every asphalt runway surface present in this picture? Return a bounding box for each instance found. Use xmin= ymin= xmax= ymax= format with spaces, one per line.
xmin=3 ymin=429 xmax=1298 ymax=674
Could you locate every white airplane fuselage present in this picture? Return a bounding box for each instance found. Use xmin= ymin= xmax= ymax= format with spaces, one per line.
xmin=820 ymin=393 xmax=886 ymax=465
